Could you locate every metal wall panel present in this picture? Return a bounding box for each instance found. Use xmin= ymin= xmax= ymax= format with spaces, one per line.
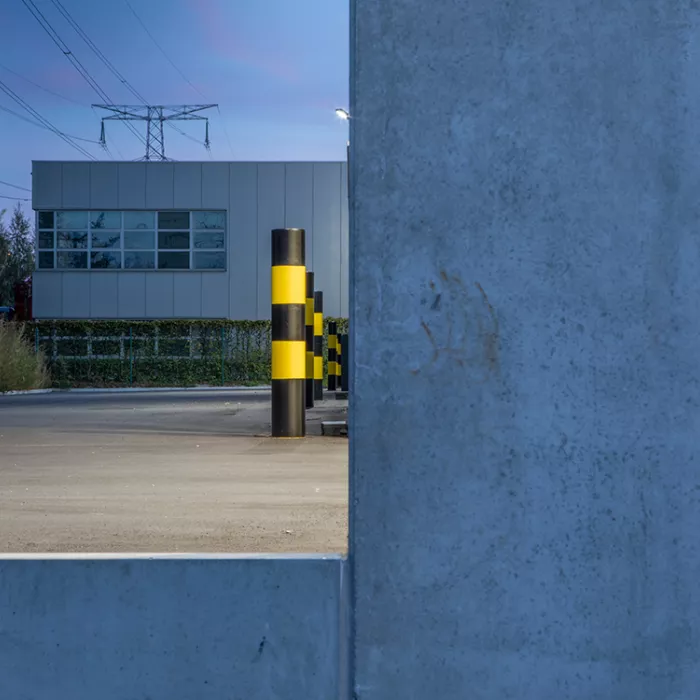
xmin=32 ymin=162 xmax=62 ymax=210
xmin=31 ymin=271 xmax=63 ymax=318
xmin=174 ymin=163 xmax=202 ymax=209
xmin=340 ymin=162 xmax=349 ymax=318
xmin=256 ymin=164 xmax=285 ymax=319
xmin=32 ymin=161 xmax=346 ymax=321
xmin=145 ymin=163 xmax=174 ymax=209
xmin=61 ymin=273 xmax=91 ymax=318
xmin=312 ymin=163 xmax=342 ymax=318
xmin=284 ymin=163 xmax=314 ymax=267
xmin=228 ymin=163 xmax=257 ymax=320
xmin=145 ymin=273 xmax=174 ymax=318
xmin=173 ymin=272 xmax=202 ymax=318
xmin=118 ymin=273 xmax=146 ymax=318
xmin=202 ymin=163 xmax=229 ymax=209
xmin=89 ymin=163 xmax=119 ymax=210
xmin=62 ymin=163 xmax=90 ymax=209
xmin=118 ymin=164 xmax=146 ymax=209
xmin=201 ymin=273 xmax=229 ymax=319
xmin=90 ymin=274 xmax=119 ymax=318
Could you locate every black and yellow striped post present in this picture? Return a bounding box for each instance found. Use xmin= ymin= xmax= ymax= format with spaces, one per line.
xmin=328 ymin=321 xmax=337 ymax=391
xmin=314 ymin=290 xmax=324 ymax=401
xmin=336 ymin=332 xmax=342 ymax=390
xmin=340 ymin=333 xmax=349 ymax=393
xmin=271 ymin=227 xmax=306 ymax=438
xmin=305 ymin=272 xmax=315 ymax=409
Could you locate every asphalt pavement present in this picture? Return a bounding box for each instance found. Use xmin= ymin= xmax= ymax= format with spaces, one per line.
xmin=0 ymin=389 xmax=348 ymax=553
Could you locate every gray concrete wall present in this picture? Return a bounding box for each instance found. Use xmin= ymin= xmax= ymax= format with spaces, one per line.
xmin=349 ymin=1 xmax=700 ymax=698
xmin=0 ymin=555 xmax=345 ymax=700
xmin=31 ymin=161 xmax=349 ymax=320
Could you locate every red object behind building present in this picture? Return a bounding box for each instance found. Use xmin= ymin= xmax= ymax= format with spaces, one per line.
xmin=13 ymin=277 xmax=32 ymax=321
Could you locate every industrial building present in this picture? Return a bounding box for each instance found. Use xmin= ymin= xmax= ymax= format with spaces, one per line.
xmin=31 ymin=160 xmax=348 ymax=320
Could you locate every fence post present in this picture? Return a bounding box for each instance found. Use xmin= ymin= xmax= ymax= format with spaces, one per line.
xmin=129 ymin=326 xmax=133 ymax=387
xmin=221 ymin=325 xmax=225 ymax=387
xmin=271 ymin=227 xmax=306 ymax=438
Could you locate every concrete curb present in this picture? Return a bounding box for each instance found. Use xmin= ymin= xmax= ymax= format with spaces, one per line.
xmin=0 ymin=552 xmax=345 ymax=560
xmin=1 ymin=386 xmax=271 ymax=397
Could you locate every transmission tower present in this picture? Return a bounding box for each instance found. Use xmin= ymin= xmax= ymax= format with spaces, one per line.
xmin=93 ymin=104 xmax=216 ymax=161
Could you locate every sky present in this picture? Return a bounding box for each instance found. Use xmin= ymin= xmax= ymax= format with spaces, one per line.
xmin=0 ymin=0 xmax=349 ymax=212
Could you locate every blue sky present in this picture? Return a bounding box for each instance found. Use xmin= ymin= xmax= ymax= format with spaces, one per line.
xmin=0 ymin=0 xmax=349 ymax=209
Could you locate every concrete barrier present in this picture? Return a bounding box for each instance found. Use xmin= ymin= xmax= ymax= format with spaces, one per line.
xmin=0 ymin=555 xmax=345 ymax=700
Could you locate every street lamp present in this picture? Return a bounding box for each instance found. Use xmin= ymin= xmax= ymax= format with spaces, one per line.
xmin=335 ymin=108 xmax=350 ymax=120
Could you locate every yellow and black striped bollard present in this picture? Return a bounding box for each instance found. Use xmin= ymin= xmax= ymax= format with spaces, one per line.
xmin=328 ymin=321 xmax=337 ymax=391
xmin=305 ymin=272 xmax=315 ymax=409
xmin=336 ymin=332 xmax=342 ymax=390
xmin=314 ymin=291 xmax=324 ymax=401
xmin=271 ymin=227 xmax=306 ymax=437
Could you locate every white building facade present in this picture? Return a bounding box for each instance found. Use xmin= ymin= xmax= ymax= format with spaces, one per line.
xmin=31 ymin=161 xmax=348 ymax=320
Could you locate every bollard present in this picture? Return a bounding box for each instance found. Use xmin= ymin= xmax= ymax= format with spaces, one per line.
xmin=340 ymin=333 xmax=349 ymax=393
xmin=336 ymin=331 xmax=342 ymax=389
xmin=305 ymin=272 xmax=315 ymax=409
xmin=328 ymin=321 xmax=337 ymax=391
xmin=314 ymin=291 xmax=324 ymax=401
xmin=271 ymin=228 xmax=306 ymax=438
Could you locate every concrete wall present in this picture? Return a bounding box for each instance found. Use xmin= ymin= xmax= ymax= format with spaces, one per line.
xmin=349 ymin=0 xmax=700 ymax=698
xmin=31 ymin=161 xmax=349 ymax=320
xmin=0 ymin=555 xmax=345 ymax=700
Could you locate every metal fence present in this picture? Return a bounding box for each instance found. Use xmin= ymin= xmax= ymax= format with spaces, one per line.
xmin=31 ymin=322 xmax=272 ymax=388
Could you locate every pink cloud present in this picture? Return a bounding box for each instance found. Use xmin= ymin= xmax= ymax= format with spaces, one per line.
xmin=187 ymin=0 xmax=300 ymax=83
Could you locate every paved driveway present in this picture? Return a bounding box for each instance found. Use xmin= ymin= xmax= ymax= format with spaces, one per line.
xmin=0 ymin=390 xmax=348 ymax=553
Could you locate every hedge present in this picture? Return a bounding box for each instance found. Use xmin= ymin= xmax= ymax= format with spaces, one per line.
xmin=26 ymin=318 xmax=348 ymax=389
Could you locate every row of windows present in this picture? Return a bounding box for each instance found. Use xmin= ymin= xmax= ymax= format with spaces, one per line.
xmin=36 ymin=210 xmax=226 ymax=271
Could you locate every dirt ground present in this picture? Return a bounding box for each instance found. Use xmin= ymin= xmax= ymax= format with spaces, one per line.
xmin=0 ymin=390 xmax=348 ymax=553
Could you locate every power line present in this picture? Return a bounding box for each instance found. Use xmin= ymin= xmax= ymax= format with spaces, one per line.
xmin=0 ymin=103 xmax=102 ymax=143
xmin=0 ymin=180 xmax=30 ymax=192
xmin=123 ymin=0 xmax=233 ymax=157
xmin=0 ymin=79 xmax=96 ymax=159
xmin=90 ymin=106 xmax=125 ymax=159
xmin=0 ymin=63 xmax=85 ymax=106
xmin=123 ymin=0 xmax=207 ymax=100
xmin=49 ymin=0 xmax=147 ymax=104
xmin=217 ymin=106 xmax=235 ymax=158
xmin=0 ymin=194 xmax=30 ymax=201
xmin=50 ymin=0 xmax=208 ymax=154
xmin=20 ymin=0 xmax=147 ymax=152
xmin=94 ymin=104 xmax=215 ymax=161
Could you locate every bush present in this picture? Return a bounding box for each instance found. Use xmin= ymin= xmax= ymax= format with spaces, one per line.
xmin=26 ymin=318 xmax=347 ymax=389
xmin=0 ymin=321 xmax=49 ymax=392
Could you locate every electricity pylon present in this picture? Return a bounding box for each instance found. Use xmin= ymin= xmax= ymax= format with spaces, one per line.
xmin=93 ymin=104 xmax=216 ymax=161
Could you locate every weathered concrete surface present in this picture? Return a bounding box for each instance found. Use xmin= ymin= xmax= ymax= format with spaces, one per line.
xmin=0 ymin=555 xmax=344 ymax=700
xmin=349 ymin=1 xmax=700 ymax=698
xmin=0 ymin=391 xmax=347 ymax=553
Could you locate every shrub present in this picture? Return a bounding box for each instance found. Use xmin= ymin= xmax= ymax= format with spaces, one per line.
xmin=0 ymin=321 xmax=50 ymax=392
xmin=27 ymin=318 xmax=347 ymax=389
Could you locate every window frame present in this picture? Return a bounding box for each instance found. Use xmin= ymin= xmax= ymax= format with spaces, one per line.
xmin=35 ymin=210 xmax=227 ymax=272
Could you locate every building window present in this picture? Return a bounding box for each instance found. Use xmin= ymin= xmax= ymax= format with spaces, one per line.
xmin=36 ymin=210 xmax=226 ymax=271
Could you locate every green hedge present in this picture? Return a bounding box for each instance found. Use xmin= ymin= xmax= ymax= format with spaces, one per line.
xmin=26 ymin=318 xmax=348 ymax=389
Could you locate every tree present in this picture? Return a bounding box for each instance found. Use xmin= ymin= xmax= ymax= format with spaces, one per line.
xmin=0 ymin=205 xmax=34 ymax=306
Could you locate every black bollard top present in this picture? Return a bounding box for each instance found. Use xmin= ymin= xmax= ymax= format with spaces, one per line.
xmin=271 ymin=228 xmax=305 ymax=266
